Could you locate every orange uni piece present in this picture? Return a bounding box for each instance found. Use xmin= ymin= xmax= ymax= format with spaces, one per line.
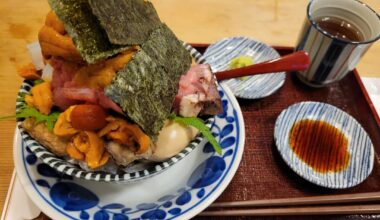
xmin=27 ymin=81 xmax=54 ymax=115
xmin=53 ymin=106 xmax=78 ymax=138
xmin=17 ymin=63 xmax=41 ymax=80
xmin=98 ymin=117 xmax=150 ymax=154
xmin=69 ymin=131 xmax=109 ymax=169
xmin=72 ymin=48 xmax=138 ymax=89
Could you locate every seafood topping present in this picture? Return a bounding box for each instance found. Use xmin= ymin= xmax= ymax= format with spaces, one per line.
xmin=174 ymin=64 xmax=222 ymax=117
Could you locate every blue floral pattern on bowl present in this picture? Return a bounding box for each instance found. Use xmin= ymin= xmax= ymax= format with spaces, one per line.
xmin=15 ymin=82 xmax=245 ymax=220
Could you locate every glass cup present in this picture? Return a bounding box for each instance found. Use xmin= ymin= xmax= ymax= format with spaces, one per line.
xmin=295 ymin=0 xmax=380 ymax=87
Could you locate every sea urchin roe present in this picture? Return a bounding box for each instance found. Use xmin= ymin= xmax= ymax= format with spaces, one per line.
xmin=53 ymin=106 xmax=78 ymax=137
xmin=67 ymin=131 xmax=109 ymax=169
xmin=289 ymin=119 xmax=350 ymax=173
xmin=98 ymin=117 xmax=151 ymax=154
xmin=17 ymin=63 xmax=41 ymax=80
xmin=66 ymin=142 xmax=84 ymax=160
xmin=38 ymin=11 xmax=81 ymax=62
xmin=38 ymin=25 xmax=82 ymax=61
xmin=45 ymin=11 xmax=66 ymax=35
xmin=25 ymin=81 xmax=54 ymax=115
xmin=72 ymin=48 xmax=138 ymax=89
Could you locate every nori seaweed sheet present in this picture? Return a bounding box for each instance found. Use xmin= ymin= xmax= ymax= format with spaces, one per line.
xmin=89 ymin=0 xmax=162 ymax=45
xmin=105 ymin=24 xmax=191 ymax=138
xmin=48 ymin=0 xmax=131 ymax=64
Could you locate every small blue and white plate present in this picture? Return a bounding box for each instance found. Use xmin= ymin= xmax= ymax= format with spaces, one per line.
xmin=14 ymin=82 xmax=245 ymax=220
xmin=202 ymin=36 xmax=285 ymax=99
xmin=274 ymin=101 xmax=374 ymax=189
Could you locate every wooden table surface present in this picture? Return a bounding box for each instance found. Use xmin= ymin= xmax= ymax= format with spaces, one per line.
xmin=0 ymin=0 xmax=379 ymax=214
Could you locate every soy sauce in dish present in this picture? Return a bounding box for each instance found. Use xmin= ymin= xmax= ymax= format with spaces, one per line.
xmin=289 ymin=119 xmax=350 ymax=173
xmin=315 ymin=16 xmax=364 ymax=42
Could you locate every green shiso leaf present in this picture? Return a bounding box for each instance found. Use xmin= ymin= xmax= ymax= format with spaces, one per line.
xmin=33 ymin=79 xmax=44 ymax=85
xmin=89 ymin=0 xmax=162 ymax=45
xmin=169 ymin=114 xmax=222 ymax=155
xmin=48 ymin=0 xmax=131 ymax=64
xmin=16 ymin=106 xmax=60 ymax=131
xmin=105 ymin=24 xmax=191 ymax=138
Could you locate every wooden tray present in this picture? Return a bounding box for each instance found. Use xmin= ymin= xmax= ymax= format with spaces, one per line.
xmin=192 ymin=45 xmax=380 ymax=219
